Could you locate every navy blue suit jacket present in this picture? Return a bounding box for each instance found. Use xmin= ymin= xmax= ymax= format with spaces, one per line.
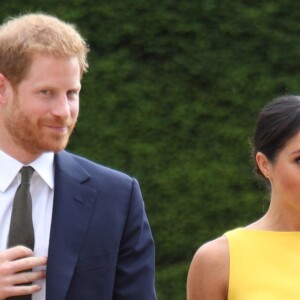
xmin=45 ymin=151 xmax=156 ymax=299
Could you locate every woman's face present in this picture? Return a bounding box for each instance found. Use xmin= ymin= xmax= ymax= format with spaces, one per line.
xmin=267 ymin=130 xmax=300 ymax=208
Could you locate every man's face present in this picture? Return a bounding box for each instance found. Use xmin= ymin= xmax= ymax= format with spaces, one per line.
xmin=3 ymin=54 xmax=81 ymax=156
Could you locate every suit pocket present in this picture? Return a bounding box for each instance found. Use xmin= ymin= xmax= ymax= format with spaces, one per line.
xmin=76 ymin=249 xmax=118 ymax=273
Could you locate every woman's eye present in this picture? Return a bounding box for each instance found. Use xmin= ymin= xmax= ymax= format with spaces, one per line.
xmin=295 ymin=158 xmax=300 ymax=164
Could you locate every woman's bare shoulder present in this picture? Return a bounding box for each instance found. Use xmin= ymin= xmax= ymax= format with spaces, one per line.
xmin=196 ymin=236 xmax=229 ymax=260
xmin=187 ymin=236 xmax=229 ymax=300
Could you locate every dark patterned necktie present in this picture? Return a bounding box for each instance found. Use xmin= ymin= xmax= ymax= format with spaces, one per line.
xmin=7 ymin=166 xmax=35 ymax=300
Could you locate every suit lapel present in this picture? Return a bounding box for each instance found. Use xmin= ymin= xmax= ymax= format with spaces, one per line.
xmin=46 ymin=151 xmax=97 ymax=300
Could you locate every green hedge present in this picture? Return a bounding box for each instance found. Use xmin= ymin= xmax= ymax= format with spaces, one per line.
xmin=2 ymin=1 xmax=300 ymax=298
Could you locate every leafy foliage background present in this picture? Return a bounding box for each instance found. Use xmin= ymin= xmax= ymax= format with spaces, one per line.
xmin=2 ymin=1 xmax=300 ymax=298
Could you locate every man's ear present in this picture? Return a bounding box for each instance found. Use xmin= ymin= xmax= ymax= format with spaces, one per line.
xmin=0 ymin=73 xmax=11 ymax=104
xmin=256 ymin=152 xmax=271 ymax=179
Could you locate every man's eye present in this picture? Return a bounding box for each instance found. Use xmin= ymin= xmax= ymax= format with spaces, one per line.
xmin=41 ymin=90 xmax=51 ymax=96
xmin=67 ymin=90 xmax=79 ymax=98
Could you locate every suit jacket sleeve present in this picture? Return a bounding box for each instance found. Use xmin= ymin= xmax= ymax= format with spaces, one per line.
xmin=113 ymin=178 xmax=156 ymax=299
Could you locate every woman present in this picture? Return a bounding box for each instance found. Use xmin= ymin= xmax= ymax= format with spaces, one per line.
xmin=187 ymin=95 xmax=300 ymax=299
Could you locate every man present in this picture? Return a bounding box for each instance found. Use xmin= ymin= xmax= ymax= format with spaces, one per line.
xmin=0 ymin=13 xmax=156 ymax=299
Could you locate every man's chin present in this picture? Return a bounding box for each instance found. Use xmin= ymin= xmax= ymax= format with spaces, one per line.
xmin=49 ymin=142 xmax=69 ymax=153
xmin=35 ymin=139 xmax=70 ymax=154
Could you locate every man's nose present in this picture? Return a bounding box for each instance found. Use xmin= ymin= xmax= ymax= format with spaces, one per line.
xmin=51 ymin=94 xmax=71 ymax=119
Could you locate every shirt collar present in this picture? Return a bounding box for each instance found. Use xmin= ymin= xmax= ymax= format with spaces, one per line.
xmin=0 ymin=151 xmax=54 ymax=192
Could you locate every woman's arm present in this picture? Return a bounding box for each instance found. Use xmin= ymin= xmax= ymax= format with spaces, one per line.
xmin=187 ymin=236 xmax=229 ymax=300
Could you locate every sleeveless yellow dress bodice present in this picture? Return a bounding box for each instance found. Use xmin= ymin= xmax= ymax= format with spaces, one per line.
xmin=224 ymin=228 xmax=300 ymax=299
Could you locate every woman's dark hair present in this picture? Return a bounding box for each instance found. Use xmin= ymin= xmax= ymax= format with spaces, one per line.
xmin=252 ymin=95 xmax=300 ymax=180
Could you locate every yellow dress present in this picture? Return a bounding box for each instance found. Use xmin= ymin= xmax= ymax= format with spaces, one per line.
xmin=224 ymin=228 xmax=300 ymax=299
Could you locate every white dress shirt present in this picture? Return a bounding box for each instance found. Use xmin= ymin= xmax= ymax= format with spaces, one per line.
xmin=0 ymin=150 xmax=54 ymax=300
